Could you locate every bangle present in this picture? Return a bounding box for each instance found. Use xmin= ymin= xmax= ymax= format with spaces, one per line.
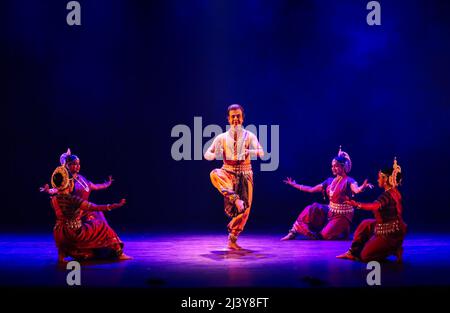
xmin=356 ymin=202 xmax=362 ymax=209
xmin=298 ymin=185 xmax=303 ymax=191
xmin=107 ymin=204 xmax=111 ymax=211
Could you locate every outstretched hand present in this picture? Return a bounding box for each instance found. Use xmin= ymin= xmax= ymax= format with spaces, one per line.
xmin=117 ymin=198 xmax=126 ymax=207
xmin=105 ymin=175 xmax=114 ymax=187
xmin=283 ymin=177 xmax=296 ymax=187
xmin=111 ymin=198 xmax=127 ymax=210
xmin=362 ymin=179 xmax=374 ymax=190
xmin=39 ymin=184 xmax=57 ymax=195
xmin=39 ymin=184 xmax=50 ymax=193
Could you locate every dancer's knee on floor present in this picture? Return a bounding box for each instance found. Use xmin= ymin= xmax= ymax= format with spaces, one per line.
xmin=320 ymin=229 xmax=338 ymax=240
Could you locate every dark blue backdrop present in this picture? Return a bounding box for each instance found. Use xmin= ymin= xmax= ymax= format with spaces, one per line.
xmin=2 ymin=0 xmax=450 ymax=233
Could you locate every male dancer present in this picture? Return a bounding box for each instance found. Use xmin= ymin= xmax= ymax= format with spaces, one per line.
xmin=204 ymin=104 xmax=264 ymax=250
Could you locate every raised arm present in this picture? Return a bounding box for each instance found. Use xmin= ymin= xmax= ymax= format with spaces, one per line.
xmin=283 ymin=177 xmax=323 ymax=193
xmin=350 ymin=179 xmax=374 ymax=194
xmin=90 ymin=175 xmax=114 ymax=191
xmin=80 ymin=198 xmax=126 ymax=211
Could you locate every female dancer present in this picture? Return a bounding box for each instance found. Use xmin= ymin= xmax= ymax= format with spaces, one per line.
xmin=49 ymin=165 xmax=131 ymax=262
xmin=281 ymin=147 xmax=372 ymax=240
xmin=336 ymin=158 xmax=406 ymax=262
xmin=41 ymin=148 xmax=114 ymax=222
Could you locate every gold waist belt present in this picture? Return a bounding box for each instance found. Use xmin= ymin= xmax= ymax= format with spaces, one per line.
xmin=329 ymin=202 xmax=354 ymax=214
xmin=222 ymin=163 xmax=252 ymax=174
xmin=57 ymin=219 xmax=82 ymax=230
xmin=375 ymin=220 xmax=401 ymax=236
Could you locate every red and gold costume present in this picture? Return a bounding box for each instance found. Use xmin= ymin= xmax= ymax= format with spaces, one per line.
xmin=292 ymin=176 xmax=357 ymax=240
xmin=341 ymin=158 xmax=407 ymax=262
xmin=349 ymin=188 xmax=406 ymax=262
xmin=283 ymin=148 xmax=369 ymax=240
xmin=51 ymin=193 xmax=123 ymax=260
xmin=49 ymin=165 xmax=125 ymax=260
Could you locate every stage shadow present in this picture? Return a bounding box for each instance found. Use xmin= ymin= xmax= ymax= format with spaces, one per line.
xmin=201 ymin=249 xmax=275 ymax=261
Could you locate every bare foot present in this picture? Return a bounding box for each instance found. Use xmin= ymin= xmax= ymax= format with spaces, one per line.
xmin=336 ymin=251 xmax=357 ymax=260
xmin=227 ymin=241 xmax=242 ymax=250
xmin=235 ymin=199 xmax=245 ymax=214
xmin=280 ymin=232 xmax=296 ymax=241
xmin=118 ymin=253 xmax=133 ymax=260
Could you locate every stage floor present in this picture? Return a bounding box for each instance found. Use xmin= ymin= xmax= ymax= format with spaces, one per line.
xmin=1 ymin=233 xmax=450 ymax=288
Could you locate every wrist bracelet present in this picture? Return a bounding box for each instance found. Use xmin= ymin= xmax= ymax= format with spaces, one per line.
xmin=107 ymin=204 xmax=111 ymax=211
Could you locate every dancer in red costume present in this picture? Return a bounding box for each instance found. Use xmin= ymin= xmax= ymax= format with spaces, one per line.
xmin=41 ymin=148 xmax=114 ymax=222
xmin=281 ymin=147 xmax=373 ymax=240
xmin=336 ymin=158 xmax=406 ymax=262
xmin=49 ymin=165 xmax=131 ymax=262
